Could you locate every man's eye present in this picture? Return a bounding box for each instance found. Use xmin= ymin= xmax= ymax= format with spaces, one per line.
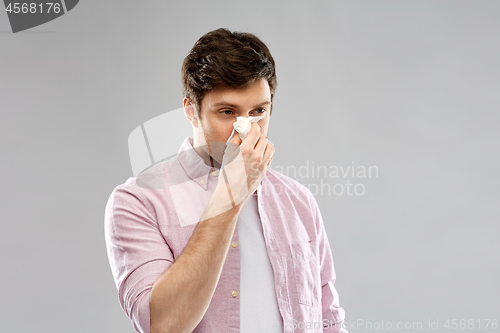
xmin=221 ymin=110 xmax=234 ymax=115
xmin=254 ymin=108 xmax=266 ymax=114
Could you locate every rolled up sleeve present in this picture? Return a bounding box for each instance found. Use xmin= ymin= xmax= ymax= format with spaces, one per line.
xmin=104 ymin=183 xmax=174 ymax=333
xmin=309 ymin=193 xmax=348 ymax=333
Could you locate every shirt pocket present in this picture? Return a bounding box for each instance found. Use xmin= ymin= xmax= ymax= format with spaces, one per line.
xmin=289 ymin=240 xmax=320 ymax=307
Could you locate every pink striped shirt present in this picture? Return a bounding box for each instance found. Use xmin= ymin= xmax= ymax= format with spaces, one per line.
xmin=104 ymin=136 xmax=347 ymax=332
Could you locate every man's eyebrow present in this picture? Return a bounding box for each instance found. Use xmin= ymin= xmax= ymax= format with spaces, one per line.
xmin=211 ymin=100 xmax=272 ymax=108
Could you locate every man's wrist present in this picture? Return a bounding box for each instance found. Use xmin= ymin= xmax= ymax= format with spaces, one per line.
xmin=199 ymin=182 xmax=243 ymax=222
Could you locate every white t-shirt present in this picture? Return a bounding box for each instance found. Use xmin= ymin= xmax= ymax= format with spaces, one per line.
xmin=238 ymin=191 xmax=284 ymax=333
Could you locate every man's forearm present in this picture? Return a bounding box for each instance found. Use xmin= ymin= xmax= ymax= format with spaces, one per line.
xmin=150 ymin=184 xmax=243 ymax=333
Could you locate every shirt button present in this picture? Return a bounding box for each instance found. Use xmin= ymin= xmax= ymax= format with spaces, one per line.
xmin=211 ymin=170 xmax=218 ymax=176
xmin=280 ymin=289 xmax=283 ymax=296
xmin=231 ymin=241 xmax=237 ymax=248
xmin=231 ymin=290 xmax=238 ymax=297
xmin=200 ymin=179 xmax=205 ymax=185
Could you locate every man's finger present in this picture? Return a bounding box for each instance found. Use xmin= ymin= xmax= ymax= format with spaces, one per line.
xmin=243 ymin=122 xmax=261 ymax=149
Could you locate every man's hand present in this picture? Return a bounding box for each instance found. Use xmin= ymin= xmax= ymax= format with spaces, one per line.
xmin=198 ymin=122 xmax=274 ymax=222
xmin=220 ymin=122 xmax=274 ymax=208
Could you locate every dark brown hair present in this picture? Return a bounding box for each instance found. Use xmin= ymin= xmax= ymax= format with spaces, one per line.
xmin=181 ymin=28 xmax=277 ymax=118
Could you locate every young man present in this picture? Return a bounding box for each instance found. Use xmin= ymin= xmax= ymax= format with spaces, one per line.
xmin=105 ymin=28 xmax=347 ymax=333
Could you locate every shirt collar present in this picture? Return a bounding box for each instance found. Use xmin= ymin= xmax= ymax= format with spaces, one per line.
xmin=177 ymin=136 xmax=216 ymax=190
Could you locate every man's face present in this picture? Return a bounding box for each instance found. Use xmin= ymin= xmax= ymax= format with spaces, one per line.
xmin=189 ymin=77 xmax=272 ymax=166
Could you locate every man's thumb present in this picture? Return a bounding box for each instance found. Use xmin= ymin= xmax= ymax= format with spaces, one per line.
xmin=227 ymin=128 xmax=242 ymax=146
xmin=223 ymin=129 xmax=242 ymax=165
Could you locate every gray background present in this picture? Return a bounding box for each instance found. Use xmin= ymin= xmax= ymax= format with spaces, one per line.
xmin=1 ymin=0 xmax=499 ymax=332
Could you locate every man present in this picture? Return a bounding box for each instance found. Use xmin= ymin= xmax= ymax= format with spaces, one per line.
xmin=105 ymin=28 xmax=347 ymax=333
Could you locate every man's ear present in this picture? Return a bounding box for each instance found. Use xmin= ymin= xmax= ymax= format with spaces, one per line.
xmin=183 ymin=97 xmax=199 ymax=128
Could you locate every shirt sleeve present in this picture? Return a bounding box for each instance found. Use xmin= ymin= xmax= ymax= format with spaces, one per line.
xmin=104 ymin=182 xmax=174 ymax=333
xmin=309 ymin=193 xmax=349 ymax=333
